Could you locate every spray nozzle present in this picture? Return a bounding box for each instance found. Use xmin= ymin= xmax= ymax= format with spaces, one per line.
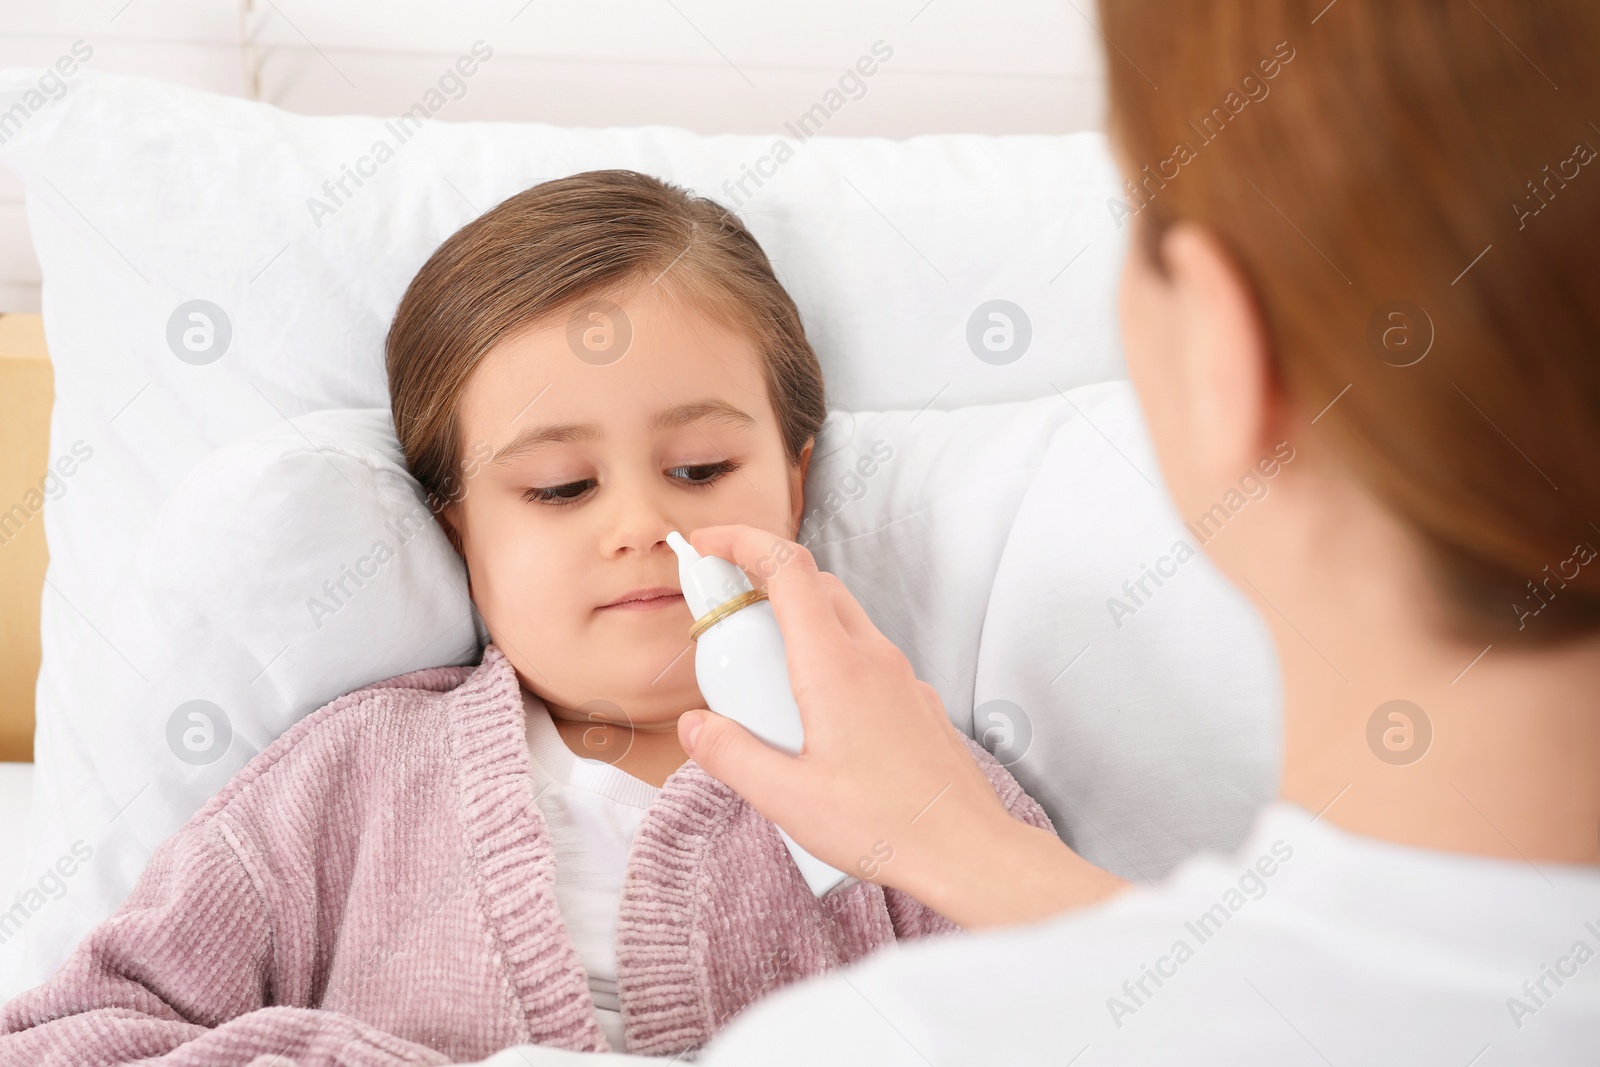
xmin=668 ymin=530 xmax=754 ymax=620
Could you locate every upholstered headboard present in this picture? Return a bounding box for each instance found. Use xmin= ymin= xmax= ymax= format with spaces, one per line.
xmin=0 ymin=312 xmax=49 ymax=761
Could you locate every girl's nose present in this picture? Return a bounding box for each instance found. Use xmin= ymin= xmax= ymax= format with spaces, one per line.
xmin=597 ymin=480 xmax=683 ymax=558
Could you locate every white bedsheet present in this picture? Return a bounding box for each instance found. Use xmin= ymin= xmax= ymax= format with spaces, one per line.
xmin=0 ymin=764 xmax=30 ymax=888
xmin=0 ymin=761 xmax=34 ymax=999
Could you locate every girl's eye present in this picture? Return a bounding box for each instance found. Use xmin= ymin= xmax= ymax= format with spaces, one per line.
xmin=522 ymin=479 xmax=595 ymax=506
xmin=667 ymin=460 xmax=742 ymax=486
xmin=521 ymin=460 xmax=741 ymax=508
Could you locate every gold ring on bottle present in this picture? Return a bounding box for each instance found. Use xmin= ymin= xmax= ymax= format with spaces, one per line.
xmin=687 ymin=588 xmax=768 ymax=642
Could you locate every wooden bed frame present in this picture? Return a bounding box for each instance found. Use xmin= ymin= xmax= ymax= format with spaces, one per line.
xmin=0 ymin=313 xmax=49 ymax=762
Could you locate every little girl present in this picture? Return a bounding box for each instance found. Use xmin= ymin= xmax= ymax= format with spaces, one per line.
xmin=0 ymin=170 xmax=1052 ymax=1063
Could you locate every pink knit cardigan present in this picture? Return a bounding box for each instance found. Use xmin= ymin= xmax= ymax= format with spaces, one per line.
xmin=0 ymin=643 xmax=1053 ymax=1065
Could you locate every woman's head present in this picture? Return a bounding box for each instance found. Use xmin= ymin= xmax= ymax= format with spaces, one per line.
xmin=1098 ymin=0 xmax=1600 ymax=646
xmin=386 ymin=170 xmax=825 ymax=725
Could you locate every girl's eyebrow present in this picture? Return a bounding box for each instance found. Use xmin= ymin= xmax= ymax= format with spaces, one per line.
xmin=489 ymin=398 xmax=756 ymax=467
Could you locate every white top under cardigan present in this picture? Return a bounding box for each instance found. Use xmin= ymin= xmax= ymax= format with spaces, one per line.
xmin=522 ymin=690 xmax=661 ymax=1053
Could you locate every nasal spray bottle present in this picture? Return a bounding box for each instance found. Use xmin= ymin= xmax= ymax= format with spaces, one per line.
xmin=666 ymin=530 xmax=854 ymax=898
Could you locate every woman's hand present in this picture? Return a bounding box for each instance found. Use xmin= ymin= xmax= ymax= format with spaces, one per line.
xmin=676 ymin=524 xmax=1127 ymax=929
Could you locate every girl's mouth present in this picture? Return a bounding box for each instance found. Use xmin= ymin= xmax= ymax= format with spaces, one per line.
xmin=598 ymin=589 xmax=685 ymax=612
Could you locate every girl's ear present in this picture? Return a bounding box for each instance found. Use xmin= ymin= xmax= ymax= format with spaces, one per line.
xmin=789 ymin=437 xmax=815 ymax=538
xmin=436 ymin=501 xmax=467 ymax=560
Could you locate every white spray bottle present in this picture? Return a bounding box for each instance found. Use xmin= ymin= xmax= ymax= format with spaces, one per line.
xmin=667 ymin=530 xmax=854 ymax=898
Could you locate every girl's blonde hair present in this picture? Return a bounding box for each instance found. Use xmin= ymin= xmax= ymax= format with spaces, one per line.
xmin=385 ymin=169 xmax=827 ymax=549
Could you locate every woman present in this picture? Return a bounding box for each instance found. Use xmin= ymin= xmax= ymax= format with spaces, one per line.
xmin=482 ymin=1 xmax=1600 ymax=1062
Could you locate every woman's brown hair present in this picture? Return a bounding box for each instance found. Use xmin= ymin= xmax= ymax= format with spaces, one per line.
xmin=385 ymin=169 xmax=827 ymax=550
xmin=1099 ymin=0 xmax=1600 ymax=643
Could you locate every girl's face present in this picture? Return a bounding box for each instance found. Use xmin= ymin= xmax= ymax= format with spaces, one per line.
xmin=444 ymin=278 xmax=813 ymax=730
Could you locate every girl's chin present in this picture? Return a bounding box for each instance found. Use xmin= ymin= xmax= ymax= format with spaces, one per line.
xmin=590 ymin=620 xmax=698 ymax=662
xmin=576 ymin=655 xmax=699 ymax=703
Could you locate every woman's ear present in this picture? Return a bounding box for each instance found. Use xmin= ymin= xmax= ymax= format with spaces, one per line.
xmin=788 ymin=437 xmax=815 ymax=538
xmin=1160 ymin=221 xmax=1275 ymax=486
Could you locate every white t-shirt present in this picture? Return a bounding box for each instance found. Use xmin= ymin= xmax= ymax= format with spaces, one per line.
xmin=522 ymin=691 xmax=661 ymax=1052
xmin=468 ymin=799 xmax=1600 ymax=1066
xmin=699 ymin=800 xmax=1600 ymax=1064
